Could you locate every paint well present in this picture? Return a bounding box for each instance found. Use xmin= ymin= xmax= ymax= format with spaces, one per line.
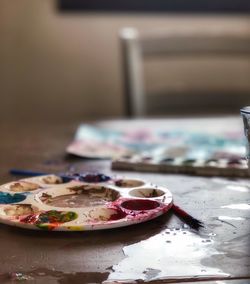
xmin=4 ymin=204 xmax=37 ymax=216
xmin=8 ymin=181 xmax=40 ymax=192
xmin=0 ymin=192 xmax=26 ymax=204
xmin=121 ymin=199 xmax=160 ymax=211
xmin=42 ymin=186 xmax=120 ymax=208
xmin=128 ymin=188 xmax=165 ymax=198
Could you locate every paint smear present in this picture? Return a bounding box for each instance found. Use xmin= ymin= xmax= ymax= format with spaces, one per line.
xmin=221 ymin=204 xmax=250 ymax=210
xmin=20 ymin=210 xmax=78 ymax=230
xmin=105 ymin=229 xmax=229 ymax=283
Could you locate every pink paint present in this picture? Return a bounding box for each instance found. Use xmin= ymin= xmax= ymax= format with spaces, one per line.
xmin=108 ymin=206 xmax=127 ymax=221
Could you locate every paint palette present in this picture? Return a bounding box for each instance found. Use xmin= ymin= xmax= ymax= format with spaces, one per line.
xmin=0 ymin=174 xmax=172 ymax=231
xmin=68 ymin=122 xmax=248 ymax=177
xmin=112 ymin=156 xmax=250 ymax=178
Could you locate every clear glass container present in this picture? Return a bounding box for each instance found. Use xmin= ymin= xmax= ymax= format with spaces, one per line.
xmin=240 ymin=106 xmax=250 ymax=168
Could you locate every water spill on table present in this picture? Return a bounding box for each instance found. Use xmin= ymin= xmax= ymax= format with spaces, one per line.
xmin=225 ymin=185 xmax=250 ymax=193
xmin=99 ymin=173 xmax=250 ymax=283
xmin=105 ymin=228 xmax=229 ymax=283
xmin=218 ymin=216 xmax=246 ymax=221
xmin=221 ymin=204 xmax=250 ymax=210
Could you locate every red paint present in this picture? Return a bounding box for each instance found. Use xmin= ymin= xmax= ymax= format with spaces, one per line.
xmin=20 ymin=214 xmax=39 ymax=224
xmin=121 ymin=199 xmax=159 ymax=211
xmin=20 ymin=215 xmax=64 ymax=230
xmin=106 ymin=198 xmax=164 ymax=222
xmin=114 ymin=180 xmax=123 ymax=187
xmin=227 ymin=158 xmax=242 ymax=167
xmin=108 ymin=206 xmax=127 ymax=221
xmin=20 ymin=210 xmax=78 ymax=231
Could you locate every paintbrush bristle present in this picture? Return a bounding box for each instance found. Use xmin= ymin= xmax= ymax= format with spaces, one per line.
xmin=171 ymin=203 xmax=204 ymax=230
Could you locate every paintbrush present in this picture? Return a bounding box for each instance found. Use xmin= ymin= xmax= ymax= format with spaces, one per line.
xmin=171 ymin=203 xmax=204 ymax=230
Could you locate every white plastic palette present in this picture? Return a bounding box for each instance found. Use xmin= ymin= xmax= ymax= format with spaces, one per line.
xmin=0 ymin=174 xmax=173 ymax=231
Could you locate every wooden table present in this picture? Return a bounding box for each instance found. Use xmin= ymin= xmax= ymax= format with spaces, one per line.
xmin=0 ymin=118 xmax=249 ymax=284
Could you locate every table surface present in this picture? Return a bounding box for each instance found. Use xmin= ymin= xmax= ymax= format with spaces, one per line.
xmin=0 ymin=118 xmax=249 ymax=284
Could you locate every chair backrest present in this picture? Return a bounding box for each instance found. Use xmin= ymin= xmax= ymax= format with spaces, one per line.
xmin=120 ymin=27 xmax=250 ymax=117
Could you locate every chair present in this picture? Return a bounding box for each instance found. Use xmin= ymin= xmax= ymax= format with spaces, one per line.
xmin=120 ymin=27 xmax=250 ymax=117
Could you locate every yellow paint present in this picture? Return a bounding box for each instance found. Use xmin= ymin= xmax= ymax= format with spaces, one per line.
xmin=67 ymin=226 xmax=84 ymax=231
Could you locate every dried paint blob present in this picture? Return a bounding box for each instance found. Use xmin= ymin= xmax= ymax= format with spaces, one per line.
xmin=66 ymin=173 xmax=111 ymax=183
xmin=43 ymin=185 xmax=120 ymax=208
xmin=21 ymin=210 xmax=78 ymax=229
xmin=0 ymin=192 xmax=26 ymax=204
xmin=9 ymin=181 xmax=40 ymax=192
xmin=4 ymin=204 xmax=37 ymax=217
xmin=115 ymin=179 xmax=144 ymax=188
xmin=38 ymin=210 xmax=77 ymax=223
xmin=88 ymin=207 xmax=126 ymax=222
xmin=82 ymin=173 xmax=111 ymax=183
xmin=41 ymin=175 xmax=62 ymax=184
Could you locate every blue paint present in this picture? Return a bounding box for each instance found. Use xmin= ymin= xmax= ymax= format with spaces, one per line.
xmin=0 ymin=192 xmax=26 ymax=204
xmin=70 ymin=173 xmax=111 ymax=183
xmin=9 ymin=169 xmax=111 ymax=183
xmin=160 ymin=158 xmax=174 ymax=164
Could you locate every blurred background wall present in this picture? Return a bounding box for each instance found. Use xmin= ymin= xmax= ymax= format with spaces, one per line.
xmin=0 ymin=0 xmax=250 ymax=123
